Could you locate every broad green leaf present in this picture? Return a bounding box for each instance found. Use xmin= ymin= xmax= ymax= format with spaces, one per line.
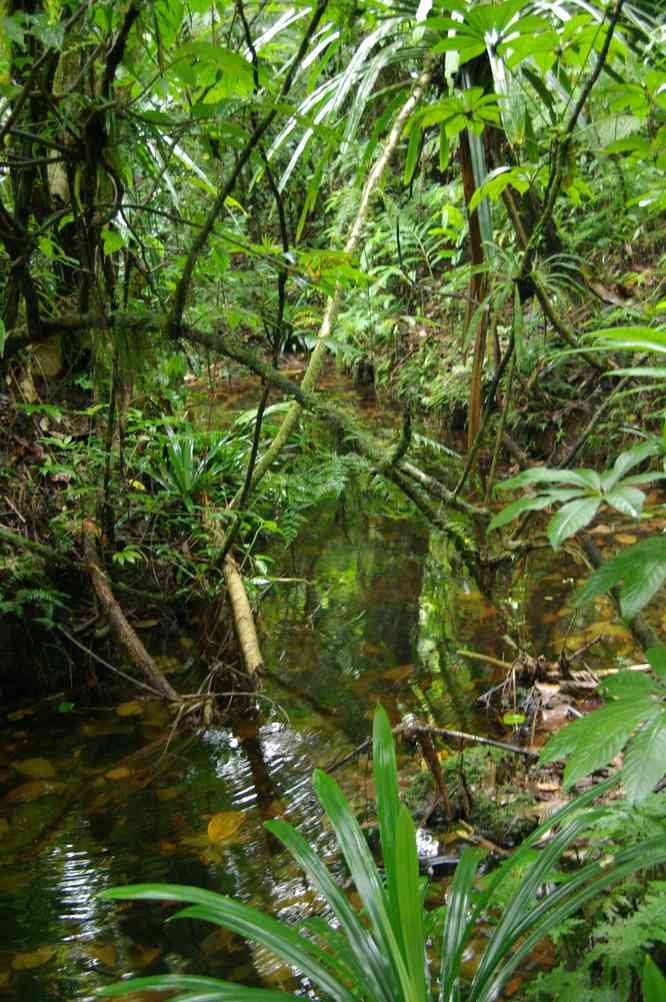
xmin=602 ymin=671 xmax=661 ymax=700
xmin=498 ymin=467 xmax=601 ymax=491
xmin=604 ymin=485 xmax=645 ymax=519
xmin=547 ymin=497 xmax=601 ymax=548
xmin=404 ymin=125 xmax=422 ymax=186
xmin=488 ymin=494 xmax=553 ymax=531
xmin=540 ymin=698 xmax=660 ymax=787
xmin=599 ymin=440 xmax=660 ymax=491
xmin=647 ymin=644 xmax=666 ymax=683
xmin=576 ymin=538 xmax=666 ymax=617
xmin=642 ymin=955 xmax=666 ymax=998
xmin=622 ymin=714 xmax=666 ymax=803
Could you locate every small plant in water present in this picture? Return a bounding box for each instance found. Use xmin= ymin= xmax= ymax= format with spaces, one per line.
xmin=99 ymin=708 xmax=666 ymax=1002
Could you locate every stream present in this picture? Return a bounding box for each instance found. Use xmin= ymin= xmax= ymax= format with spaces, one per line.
xmin=0 ymin=482 xmax=649 ymax=1000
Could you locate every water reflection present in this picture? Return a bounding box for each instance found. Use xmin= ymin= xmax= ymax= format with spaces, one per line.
xmin=0 ymin=492 xmax=648 ymax=999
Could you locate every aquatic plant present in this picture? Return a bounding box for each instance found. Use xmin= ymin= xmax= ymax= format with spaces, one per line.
xmin=98 ymin=707 xmax=666 ymax=1002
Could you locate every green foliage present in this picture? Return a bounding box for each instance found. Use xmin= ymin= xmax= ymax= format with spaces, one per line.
xmin=489 ymin=441 xmax=664 ymax=546
xmin=98 ymin=710 xmax=666 ymax=1002
xmin=577 ymin=535 xmax=666 ymax=620
xmin=540 ymin=644 xmax=666 ymax=802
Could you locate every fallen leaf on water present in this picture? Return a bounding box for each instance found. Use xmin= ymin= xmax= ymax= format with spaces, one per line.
xmin=131 ymin=945 xmax=161 ymax=968
xmin=106 ymin=767 xmax=131 ymax=781
xmin=207 ymin=811 xmax=245 ymax=844
xmin=80 ymin=721 xmax=128 ymax=738
xmin=0 ymin=873 xmax=32 ymax=893
xmin=7 ymin=709 xmax=33 ymax=722
xmin=6 ymin=780 xmax=60 ymax=803
xmin=13 ymin=757 xmax=56 ymax=780
xmin=115 ymin=701 xmax=144 ymax=718
xmin=201 ymin=927 xmax=242 ymax=956
xmin=156 ymin=787 xmax=181 ymax=802
xmin=80 ymin=942 xmax=117 ymax=967
xmin=12 ymin=946 xmax=56 ymax=970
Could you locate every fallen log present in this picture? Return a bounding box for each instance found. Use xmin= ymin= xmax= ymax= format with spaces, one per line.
xmin=223 ymin=554 xmax=264 ymax=681
xmin=82 ymin=520 xmax=178 ymax=702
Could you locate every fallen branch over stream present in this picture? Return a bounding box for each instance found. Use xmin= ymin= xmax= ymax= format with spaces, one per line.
xmin=327 ymin=717 xmax=538 ymax=773
xmin=83 ymin=520 xmax=178 ymax=702
xmin=223 ymin=554 xmax=264 ymax=680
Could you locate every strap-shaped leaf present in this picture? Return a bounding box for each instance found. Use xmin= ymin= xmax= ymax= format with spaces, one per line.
xmin=439 ymin=848 xmax=484 ymax=1002
xmin=99 ymin=884 xmax=357 ymax=1002
xmin=265 ymin=817 xmax=394 ymax=1002
xmin=373 ymin=705 xmax=402 ymax=939
xmin=99 ymin=974 xmax=303 ymax=1001
xmin=312 ymin=770 xmax=418 ymax=1002
xmin=622 ymin=712 xmax=666 ymax=803
xmin=395 ymin=805 xmax=427 ymax=1002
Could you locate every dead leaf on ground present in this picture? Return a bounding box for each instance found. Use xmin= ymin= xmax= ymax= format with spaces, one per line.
xmin=383 ymin=664 xmax=415 ymax=682
xmin=105 ymin=767 xmax=132 ymax=781
xmin=5 ymin=780 xmax=61 ymax=803
xmin=13 ymin=757 xmax=56 ymax=780
xmin=115 ymin=701 xmax=144 ymax=718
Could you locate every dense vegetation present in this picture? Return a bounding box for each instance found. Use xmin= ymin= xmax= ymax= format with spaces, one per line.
xmin=2 ymin=0 xmax=666 ymax=997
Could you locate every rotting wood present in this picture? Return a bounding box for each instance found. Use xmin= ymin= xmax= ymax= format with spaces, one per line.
xmin=223 ymin=553 xmax=264 ymax=681
xmin=82 ymin=519 xmax=178 ymax=702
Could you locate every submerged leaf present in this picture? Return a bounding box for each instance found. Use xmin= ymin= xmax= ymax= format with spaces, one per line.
xmin=13 ymin=757 xmax=55 ymax=779
xmin=5 ymin=780 xmax=60 ymax=803
xmin=12 ymin=946 xmax=56 ymax=970
xmin=207 ymin=811 xmax=245 ymax=844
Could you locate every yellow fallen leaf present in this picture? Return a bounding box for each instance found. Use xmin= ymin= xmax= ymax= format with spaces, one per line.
xmin=615 ymin=533 xmax=638 ymax=545
xmin=106 ymin=767 xmax=131 ymax=781
xmin=80 ymin=942 xmax=117 ymax=967
xmin=13 ymin=757 xmax=56 ymax=779
xmin=6 ymin=780 xmax=60 ymax=803
xmin=115 ymin=701 xmax=144 ymax=718
xmin=383 ymin=664 xmax=415 ymax=682
xmin=12 ymin=946 xmax=56 ymax=970
xmin=129 ymin=479 xmax=146 ymax=491
xmin=132 ymin=945 xmax=161 ymax=968
xmin=207 ymin=810 xmax=245 ymax=844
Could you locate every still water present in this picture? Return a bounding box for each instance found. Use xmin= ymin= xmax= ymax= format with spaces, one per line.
xmin=0 ymin=492 xmax=644 ymax=1000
